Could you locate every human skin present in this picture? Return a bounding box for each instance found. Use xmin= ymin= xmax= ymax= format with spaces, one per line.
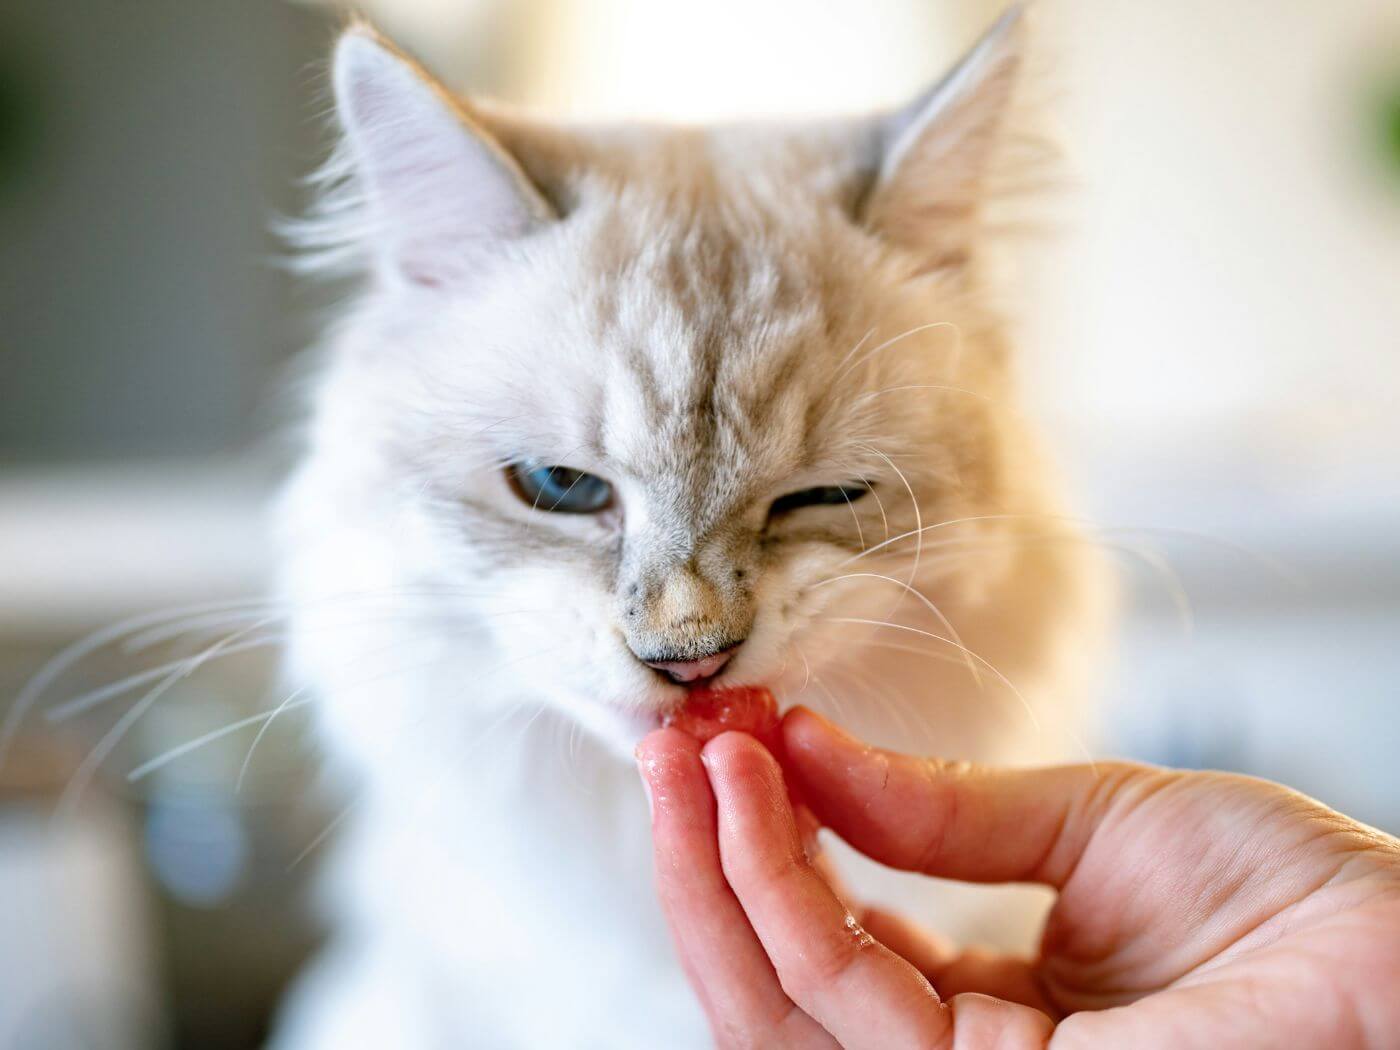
xmin=635 ymin=707 xmax=1400 ymax=1049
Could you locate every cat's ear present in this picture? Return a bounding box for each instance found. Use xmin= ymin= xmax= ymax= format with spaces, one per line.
xmin=332 ymin=27 xmax=554 ymax=287
xmin=862 ymin=5 xmax=1024 ymax=272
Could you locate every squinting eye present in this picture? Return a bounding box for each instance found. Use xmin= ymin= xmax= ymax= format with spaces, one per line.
xmin=506 ymin=461 xmax=615 ymax=514
xmin=768 ymin=482 xmax=871 ymax=518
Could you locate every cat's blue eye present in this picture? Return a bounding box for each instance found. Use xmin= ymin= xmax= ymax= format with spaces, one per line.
xmin=506 ymin=461 xmax=615 ymax=514
xmin=768 ymin=482 xmax=872 ymax=517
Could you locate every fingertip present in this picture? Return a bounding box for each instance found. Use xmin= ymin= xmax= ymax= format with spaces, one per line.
xmin=699 ymin=729 xmax=774 ymax=773
xmin=701 ymin=731 xmax=793 ymax=818
xmin=637 ymin=725 xmax=701 ymax=758
xmin=636 ymin=727 xmax=704 ymax=788
xmin=781 ymin=705 xmax=864 ymax=768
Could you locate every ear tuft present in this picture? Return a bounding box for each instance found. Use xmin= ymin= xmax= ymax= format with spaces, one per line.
xmin=330 ymin=28 xmax=553 ymax=288
xmin=863 ymin=5 xmax=1026 ymax=272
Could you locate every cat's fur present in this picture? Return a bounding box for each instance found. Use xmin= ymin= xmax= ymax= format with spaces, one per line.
xmin=271 ymin=9 xmax=1108 ymax=1048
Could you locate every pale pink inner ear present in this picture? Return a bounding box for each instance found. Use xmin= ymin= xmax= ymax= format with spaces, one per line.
xmin=863 ymin=6 xmax=1024 ymax=272
xmin=333 ymin=31 xmax=553 ymax=287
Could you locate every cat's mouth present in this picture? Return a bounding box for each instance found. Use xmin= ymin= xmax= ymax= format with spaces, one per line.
xmin=598 ymin=679 xmax=778 ymax=750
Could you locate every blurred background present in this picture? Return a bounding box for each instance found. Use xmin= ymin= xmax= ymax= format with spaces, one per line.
xmin=1 ymin=0 xmax=1397 ymax=1046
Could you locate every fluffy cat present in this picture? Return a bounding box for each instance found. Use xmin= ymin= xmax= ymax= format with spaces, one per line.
xmin=271 ymin=8 xmax=1107 ymax=1047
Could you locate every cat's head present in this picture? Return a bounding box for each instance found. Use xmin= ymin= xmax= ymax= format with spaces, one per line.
xmin=292 ymin=10 xmax=1048 ymax=751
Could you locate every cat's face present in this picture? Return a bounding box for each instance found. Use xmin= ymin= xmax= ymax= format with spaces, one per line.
xmin=297 ymin=20 xmax=1029 ymax=751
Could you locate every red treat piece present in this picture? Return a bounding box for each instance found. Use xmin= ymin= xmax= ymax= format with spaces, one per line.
xmin=664 ymin=686 xmax=782 ymax=754
xmin=665 ymin=685 xmax=810 ymax=833
xmin=666 ymin=691 xmax=812 ymax=823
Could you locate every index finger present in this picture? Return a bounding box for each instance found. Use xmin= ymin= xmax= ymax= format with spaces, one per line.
xmin=703 ymin=732 xmax=1056 ymax=1049
xmin=702 ymin=732 xmax=951 ymax=1048
xmin=636 ymin=728 xmax=837 ymax=1049
xmin=781 ymin=706 xmax=1161 ymax=888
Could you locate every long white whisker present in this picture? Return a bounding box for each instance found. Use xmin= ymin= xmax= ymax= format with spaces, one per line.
xmin=840 ymin=488 xmax=866 ymax=552
xmin=854 ymin=383 xmax=992 ymax=406
xmin=806 ymin=672 xmax=851 ymax=728
xmin=811 ymin=572 xmax=980 ymax=687
xmin=236 ymin=686 xmax=310 ymax=792
xmin=45 ymin=635 xmax=285 ymax=724
xmin=126 ymin=699 xmax=313 ymax=782
xmin=794 ymin=643 xmax=813 ymax=694
xmin=836 ymin=321 xmax=958 ymax=382
xmin=1 ymin=596 xmax=275 ymax=767
xmin=822 ymin=661 xmax=919 ymax=743
xmin=858 ymin=443 xmax=924 ymax=599
xmin=822 ymin=616 xmax=1041 ymax=735
xmin=55 ymin=616 xmax=279 ymax=820
xmin=841 ymin=512 xmax=1019 ymax=567
xmin=856 ymin=528 xmax=1196 ymax=637
xmin=288 ymin=798 xmax=360 ymax=871
xmin=867 ymin=482 xmax=891 ymax=542
xmin=121 ymin=587 xmax=490 ymax=653
xmin=832 ymin=326 xmax=877 ymax=374
xmin=856 ymin=638 xmax=966 ymax=667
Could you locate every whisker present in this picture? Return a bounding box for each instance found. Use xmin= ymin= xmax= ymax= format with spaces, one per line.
xmin=55 ymin=616 xmax=278 ymax=821
xmin=45 ymin=635 xmax=285 ymax=724
xmin=841 ymin=487 xmax=866 ymax=551
xmin=841 ymin=513 xmax=1026 ymax=568
xmin=847 ymin=511 xmax=1295 ymax=587
xmin=1 ymin=596 xmax=277 ymax=768
xmin=811 ymin=571 xmax=980 ymax=687
xmin=867 ymin=482 xmax=891 ymax=543
xmin=236 ymin=685 xmax=310 ymax=792
xmin=820 ymin=661 xmax=919 ymax=742
xmin=821 ymin=616 xmax=1041 ymax=735
xmin=805 ymin=673 xmax=851 ymax=728
xmin=793 ymin=643 xmax=813 ymax=694
xmin=288 ymin=797 xmax=359 ymax=871
xmin=120 ymin=589 xmax=450 ymax=653
xmin=853 ymin=529 xmax=1196 ymax=637
xmin=857 ymin=443 xmax=924 ymax=602
xmin=6 ymin=584 xmax=533 ymax=766
xmin=855 ymin=638 xmax=967 ymax=667
xmin=521 ymin=442 xmax=588 ymax=542
xmin=836 ymin=321 xmax=959 ymax=383
xmin=854 ymin=383 xmax=992 ymax=406
xmin=126 ymin=699 xmax=313 ymax=782
xmin=832 ymin=326 xmax=877 ymax=375
xmin=47 ymin=603 xmax=555 ymax=726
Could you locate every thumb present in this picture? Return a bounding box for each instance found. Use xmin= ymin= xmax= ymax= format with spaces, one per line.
xmin=781 ymin=706 xmax=1157 ymax=888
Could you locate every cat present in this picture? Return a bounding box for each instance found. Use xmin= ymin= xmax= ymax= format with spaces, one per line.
xmin=270 ymin=7 xmax=1108 ymax=1048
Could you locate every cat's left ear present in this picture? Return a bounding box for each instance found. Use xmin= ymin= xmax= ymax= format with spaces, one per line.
xmin=862 ymin=5 xmax=1025 ymax=272
xmin=332 ymin=26 xmax=555 ymax=288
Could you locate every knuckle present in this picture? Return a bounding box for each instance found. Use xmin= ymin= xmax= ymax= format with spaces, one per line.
xmin=777 ymin=915 xmax=873 ymax=1003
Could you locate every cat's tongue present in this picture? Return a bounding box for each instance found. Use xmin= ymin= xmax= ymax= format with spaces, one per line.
xmin=663 ymin=686 xmax=781 ymax=754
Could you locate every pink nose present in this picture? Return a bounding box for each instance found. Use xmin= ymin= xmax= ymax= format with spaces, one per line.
xmin=644 ymin=646 xmax=737 ymax=684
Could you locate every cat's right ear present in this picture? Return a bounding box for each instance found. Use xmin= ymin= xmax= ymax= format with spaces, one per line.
xmin=860 ymin=6 xmax=1024 ymax=274
xmin=332 ymin=27 xmax=554 ymax=288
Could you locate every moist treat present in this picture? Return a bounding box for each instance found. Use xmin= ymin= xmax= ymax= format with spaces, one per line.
xmin=663 ymin=686 xmax=781 ymax=750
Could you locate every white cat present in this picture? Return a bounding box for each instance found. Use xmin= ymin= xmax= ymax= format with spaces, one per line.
xmin=271 ymin=9 xmax=1107 ymax=1047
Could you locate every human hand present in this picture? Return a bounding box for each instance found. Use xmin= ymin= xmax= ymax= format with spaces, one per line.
xmin=636 ymin=708 xmax=1400 ymax=1048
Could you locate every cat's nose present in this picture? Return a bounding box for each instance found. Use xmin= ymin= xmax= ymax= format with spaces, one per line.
xmin=641 ymin=643 xmax=740 ymax=685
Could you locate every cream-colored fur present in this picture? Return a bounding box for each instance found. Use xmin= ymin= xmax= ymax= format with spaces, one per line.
xmin=271 ymin=10 xmax=1109 ymax=1048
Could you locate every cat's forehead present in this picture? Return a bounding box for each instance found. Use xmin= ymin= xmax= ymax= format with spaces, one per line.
xmin=571 ymin=204 xmax=852 ymax=483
